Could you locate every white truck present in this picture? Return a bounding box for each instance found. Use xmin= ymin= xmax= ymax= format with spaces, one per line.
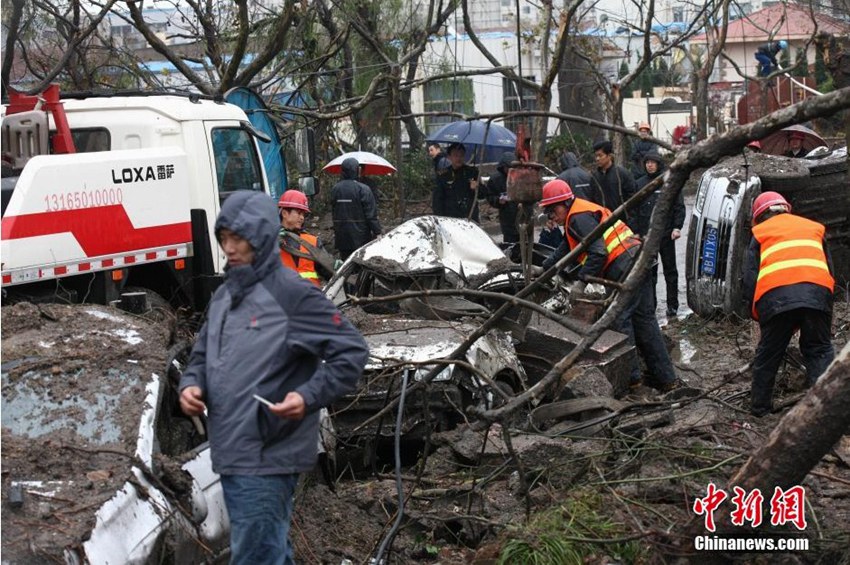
xmin=1 ymin=85 xmax=303 ymax=310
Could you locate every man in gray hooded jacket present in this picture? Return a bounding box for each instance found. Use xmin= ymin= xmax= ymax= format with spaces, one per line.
xmin=179 ymin=191 xmax=368 ymax=565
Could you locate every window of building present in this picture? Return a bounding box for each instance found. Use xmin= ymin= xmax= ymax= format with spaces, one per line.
xmin=503 ymin=76 xmax=536 ymax=133
xmin=424 ymin=79 xmax=475 ymax=135
xmin=672 ymin=7 xmax=684 ymax=21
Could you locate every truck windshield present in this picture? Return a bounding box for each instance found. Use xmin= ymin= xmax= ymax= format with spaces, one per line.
xmin=212 ymin=128 xmax=264 ymax=195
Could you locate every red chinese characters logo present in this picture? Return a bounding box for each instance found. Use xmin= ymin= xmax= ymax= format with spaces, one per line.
xmin=770 ymin=486 xmax=807 ymax=530
xmin=730 ymin=486 xmax=764 ymax=527
xmin=693 ymin=482 xmax=728 ymax=532
xmin=694 ymin=485 xmax=807 ymax=531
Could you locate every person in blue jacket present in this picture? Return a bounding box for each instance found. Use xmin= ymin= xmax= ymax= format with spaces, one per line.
xmin=179 ymin=191 xmax=369 ymax=565
xmin=755 ymin=40 xmax=787 ymax=76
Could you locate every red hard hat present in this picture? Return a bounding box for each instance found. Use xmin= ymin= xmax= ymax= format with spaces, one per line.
xmin=752 ymin=191 xmax=790 ymax=222
xmin=277 ymin=190 xmax=310 ymax=213
xmin=638 ymin=122 xmax=651 ymax=131
xmin=540 ymin=179 xmax=574 ymax=207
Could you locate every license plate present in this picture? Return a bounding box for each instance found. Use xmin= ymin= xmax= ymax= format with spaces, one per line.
xmin=701 ymin=226 xmax=718 ymax=276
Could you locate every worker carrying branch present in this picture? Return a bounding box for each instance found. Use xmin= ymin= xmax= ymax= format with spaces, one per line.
xmin=754 ymin=40 xmax=788 ymax=77
xmin=742 ymin=191 xmax=835 ymax=417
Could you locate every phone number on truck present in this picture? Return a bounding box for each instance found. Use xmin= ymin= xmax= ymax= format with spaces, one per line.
xmin=43 ymin=188 xmax=124 ymax=212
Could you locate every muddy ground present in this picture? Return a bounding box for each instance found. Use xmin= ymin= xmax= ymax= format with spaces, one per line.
xmin=295 ymin=189 xmax=850 ymax=563
xmin=289 ymin=303 xmax=850 ymax=565
xmin=3 ymin=179 xmax=850 ymax=563
xmin=1 ymin=302 xmax=173 ymax=562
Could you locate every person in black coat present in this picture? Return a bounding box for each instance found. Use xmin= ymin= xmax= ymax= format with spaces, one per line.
xmin=635 ymin=151 xmax=685 ymax=317
xmin=428 ymin=142 xmax=449 ymax=174
xmin=630 ymin=123 xmax=658 ymax=179
xmin=556 ymin=151 xmax=591 ymax=200
xmin=484 ymin=151 xmax=519 ymax=243
xmin=331 ymin=157 xmax=382 ymax=260
xmin=433 ymin=143 xmax=480 ymax=221
xmin=589 ymin=140 xmax=637 ymax=228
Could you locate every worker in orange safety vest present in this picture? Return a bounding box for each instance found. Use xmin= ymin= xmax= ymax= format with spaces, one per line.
xmin=743 ymin=191 xmax=835 ymax=417
xmin=277 ymin=190 xmax=332 ymax=287
xmin=538 ymin=179 xmax=678 ymax=394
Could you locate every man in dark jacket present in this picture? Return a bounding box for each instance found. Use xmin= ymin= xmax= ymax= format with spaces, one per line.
xmin=179 ymin=191 xmax=368 ymax=565
xmin=630 ymin=122 xmax=658 ymax=179
xmin=755 ymin=40 xmax=787 ymax=76
xmin=428 ymin=142 xmax=449 ymax=174
xmin=589 ymin=140 xmax=637 ymax=228
xmin=434 ymin=143 xmax=480 ymax=221
xmin=556 ymin=151 xmax=591 ymax=200
xmin=331 ymin=157 xmax=383 ymax=260
xmin=742 ymin=191 xmax=834 ymax=417
xmin=634 ymin=152 xmax=685 ymax=317
xmin=484 ymin=151 xmax=519 ymax=243
xmin=785 ymin=131 xmax=807 ymax=157
xmin=539 ymin=179 xmax=678 ymax=393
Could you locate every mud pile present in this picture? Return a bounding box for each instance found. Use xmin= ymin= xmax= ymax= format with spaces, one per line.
xmin=1 ymin=302 xmax=171 ymax=562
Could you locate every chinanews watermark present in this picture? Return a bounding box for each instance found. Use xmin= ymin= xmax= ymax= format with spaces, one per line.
xmin=692 ymin=483 xmax=810 ymax=552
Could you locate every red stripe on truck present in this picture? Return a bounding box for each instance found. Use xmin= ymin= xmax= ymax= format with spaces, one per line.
xmin=1 ymin=205 xmax=192 ymax=258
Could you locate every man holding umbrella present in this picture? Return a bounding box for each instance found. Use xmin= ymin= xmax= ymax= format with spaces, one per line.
xmin=434 ymin=142 xmax=480 ymax=221
xmin=330 ymin=157 xmax=382 ymax=260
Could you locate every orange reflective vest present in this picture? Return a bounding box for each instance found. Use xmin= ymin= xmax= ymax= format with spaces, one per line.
xmin=280 ymin=232 xmax=321 ymax=287
xmin=565 ymin=198 xmax=641 ymax=273
xmin=752 ymin=213 xmax=833 ymax=318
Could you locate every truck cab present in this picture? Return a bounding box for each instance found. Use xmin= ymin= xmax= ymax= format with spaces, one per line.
xmin=1 ymin=90 xmax=276 ymax=308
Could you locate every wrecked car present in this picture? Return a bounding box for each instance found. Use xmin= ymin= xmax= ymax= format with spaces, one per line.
xmin=325 ymin=216 xmax=528 ymax=449
xmin=1 ymin=303 xmax=227 ymax=564
xmin=686 ymin=146 xmax=849 ymax=318
xmin=324 ymin=216 xmax=634 ymax=454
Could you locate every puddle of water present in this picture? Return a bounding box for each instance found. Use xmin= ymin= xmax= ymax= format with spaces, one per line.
xmin=674 ymin=337 xmax=698 ymax=364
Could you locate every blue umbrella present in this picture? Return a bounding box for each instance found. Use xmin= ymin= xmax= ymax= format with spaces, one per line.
xmin=426 ymin=120 xmax=516 ymax=163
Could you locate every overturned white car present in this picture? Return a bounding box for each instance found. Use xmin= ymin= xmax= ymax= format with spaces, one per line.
xmin=686 ymin=146 xmax=848 ymax=318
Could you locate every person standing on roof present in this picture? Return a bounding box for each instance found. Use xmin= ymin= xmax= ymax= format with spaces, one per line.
xmin=277 ymin=190 xmax=332 ymax=287
xmin=785 ymin=131 xmax=808 ymax=158
xmin=755 ymin=40 xmax=788 ymax=77
xmin=484 ymin=151 xmax=519 ymax=243
xmin=742 ymin=191 xmax=834 ymax=417
xmin=331 ymin=157 xmax=383 ymax=261
xmin=556 ymin=151 xmax=592 ymax=200
xmin=179 ymin=191 xmax=369 ymax=565
xmin=539 ymin=179 xmax=678 ymax=393
xmin=589 ymin=140 xmax=637 ymax=229
xmin=433 ymin=142 xmax=480 ymax=221
xmin=630 ymin=123 xmax=658 ymax=179
xmin=634 ymin=152 xmax=685 ymax=317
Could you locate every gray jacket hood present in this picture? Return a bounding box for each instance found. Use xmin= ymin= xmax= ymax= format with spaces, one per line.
xmin=498 ymin=151 xmax=516 ymax=172
xmin=560 ymin=151 xmax=580 ymax=171
xmin=215 ymin=191 xmax=282 ymax=305
xmin=341 ymin=157 xmax=360 ymax=180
